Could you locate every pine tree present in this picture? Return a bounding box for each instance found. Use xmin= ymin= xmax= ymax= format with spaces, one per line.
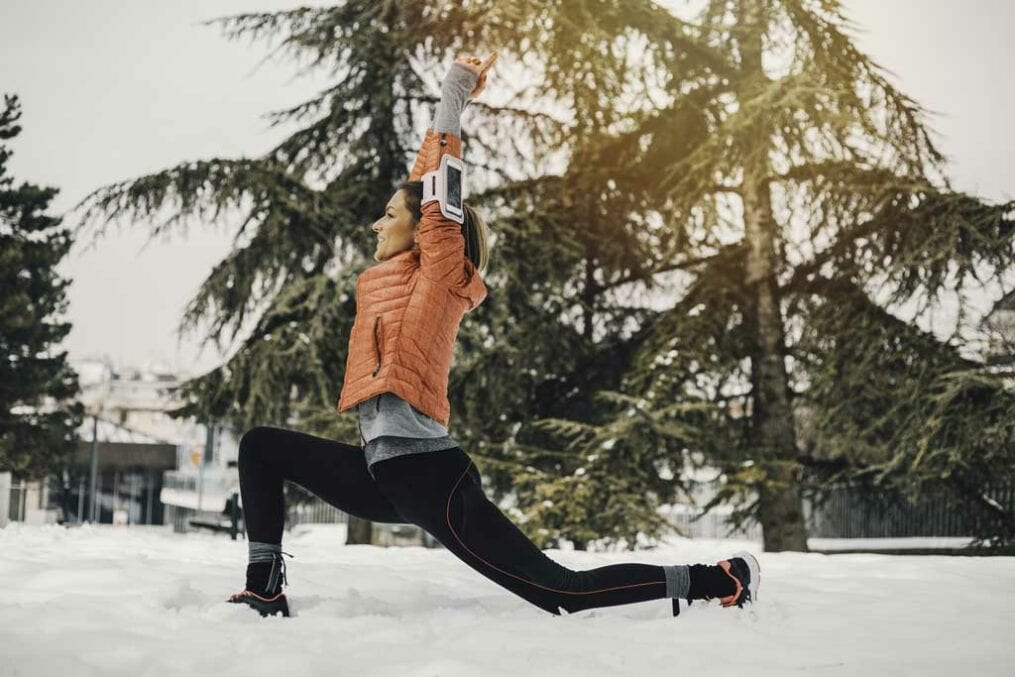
xmin=0 ymin=94 xmax=84 ymax=479
xmin=531 ymin=0 xmax=1015 ymax=550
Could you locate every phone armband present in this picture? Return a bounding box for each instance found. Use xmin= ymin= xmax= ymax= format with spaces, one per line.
xmin=421 ymin=153 xmax=465 ymax=224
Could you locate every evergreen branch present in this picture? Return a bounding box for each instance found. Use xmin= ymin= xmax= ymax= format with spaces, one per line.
xmin=264 ymin=96 xmax=370 ymax=175
xmin=167 ymin=271 xmax=355 ymax=429
xmin=596 ymin=245 xmax=736 ymax=293
xmin=785 ymin=188 xmax=1015 ymax=303
xmin=779 ymin=0 xmax=949 ymax=175
xmin=623 ymin=0 xmax=740 ymax=81
xmin=71 ymin=157 xmax=352 ymax=347
xmin=198 ymin=3 xmax=387 ymax=75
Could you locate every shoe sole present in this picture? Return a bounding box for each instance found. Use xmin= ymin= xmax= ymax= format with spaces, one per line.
xmin=730 ymin=550 xmax=760 ymax=604
xmin=226 ymin=591 xmax=291 ymax=618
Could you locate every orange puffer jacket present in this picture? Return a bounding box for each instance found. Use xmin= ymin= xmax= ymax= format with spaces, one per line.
xmin=335 ymin=128 xmax=487 ymax=427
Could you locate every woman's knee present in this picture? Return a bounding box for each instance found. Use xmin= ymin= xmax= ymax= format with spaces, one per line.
xmin=238 ymin=425 xmax=276 ymax=467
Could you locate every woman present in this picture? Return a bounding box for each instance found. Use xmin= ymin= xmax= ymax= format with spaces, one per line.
xmin=226 ymin=52 xmax=760 ymax=619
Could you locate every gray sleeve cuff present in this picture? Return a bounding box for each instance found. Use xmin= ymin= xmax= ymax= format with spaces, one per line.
xmin=432 ymin=62 xmax=480 ymax=136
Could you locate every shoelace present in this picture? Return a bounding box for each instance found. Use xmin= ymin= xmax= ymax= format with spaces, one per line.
xmin=266 ymin=550 xmax=295 ymax=594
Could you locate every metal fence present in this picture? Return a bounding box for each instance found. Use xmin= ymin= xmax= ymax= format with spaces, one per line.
xmin=805 ymin=481 xmax=1015 ymax=539
xmin=286 ymin=499 xmax=348 ymax=529
xmin=663 ymin=504 xmax=763 ymax=540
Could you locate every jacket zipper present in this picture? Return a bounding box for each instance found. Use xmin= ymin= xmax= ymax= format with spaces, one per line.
xmin=371 ymin=315 xmax=383 ymax=377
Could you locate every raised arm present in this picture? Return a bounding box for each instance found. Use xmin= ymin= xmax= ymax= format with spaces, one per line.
xmin=408 ymin=54 xmax=495 ymax=286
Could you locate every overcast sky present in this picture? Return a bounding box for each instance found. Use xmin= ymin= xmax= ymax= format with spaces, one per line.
xmin=1 ymin=0 xmax=1012 ymax=377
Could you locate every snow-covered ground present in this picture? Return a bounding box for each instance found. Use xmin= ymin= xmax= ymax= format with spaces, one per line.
xmin=2 ymin=523 xmax=1013 ymax=676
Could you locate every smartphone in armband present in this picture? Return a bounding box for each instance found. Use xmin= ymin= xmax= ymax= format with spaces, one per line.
xmin=421 ymin=154 xmax=465 ymax=224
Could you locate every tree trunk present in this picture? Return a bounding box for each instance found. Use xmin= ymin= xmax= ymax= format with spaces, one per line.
xmin=739 ymin=0 xmax=808 ymax=552
xmin=346 ymin=515 xmax=373 ymax=544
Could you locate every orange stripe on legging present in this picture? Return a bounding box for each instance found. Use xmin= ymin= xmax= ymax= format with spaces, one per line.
xmin=445 ymin=461 xmax=667 ymax=597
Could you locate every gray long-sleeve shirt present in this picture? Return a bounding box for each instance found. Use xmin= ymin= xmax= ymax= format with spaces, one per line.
xmin=360 ymin=62 xmax=479 ymax=479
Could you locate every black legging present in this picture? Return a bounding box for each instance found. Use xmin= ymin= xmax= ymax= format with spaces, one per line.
xmin=238 ymin=425 xmax=672 ymax=615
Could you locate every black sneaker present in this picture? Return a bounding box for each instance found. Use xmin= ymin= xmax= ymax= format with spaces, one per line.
xmin=716 ymin=550 xmax=760 ymax=608
xmin=226 ymin=589 xmax=291 ymax=617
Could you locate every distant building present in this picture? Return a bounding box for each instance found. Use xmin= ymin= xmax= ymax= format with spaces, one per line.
xmin=983 ymin=289 xmax=1015 ymax=375
xmin=3 ymin=410 xmax=178 ymax=528
xmin=3 ymin=357 xmax=235 ymax=529
xmin=75 ymin=357 xmax=208 ymax=446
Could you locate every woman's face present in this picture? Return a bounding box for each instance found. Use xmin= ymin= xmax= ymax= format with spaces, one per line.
xmin=372 ymin=189 xmax=417 ymax=262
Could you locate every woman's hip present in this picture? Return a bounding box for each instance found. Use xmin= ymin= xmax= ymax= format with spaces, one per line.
xmin=370 ymin=447 xmax=475 ymax=525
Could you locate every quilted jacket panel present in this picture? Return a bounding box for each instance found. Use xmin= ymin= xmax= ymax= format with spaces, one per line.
xmin=336 ymin=129 xmax=487 ymax=427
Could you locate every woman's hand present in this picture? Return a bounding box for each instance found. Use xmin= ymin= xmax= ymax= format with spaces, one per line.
xmin=454 ymin=51 xmax=498 ymax=100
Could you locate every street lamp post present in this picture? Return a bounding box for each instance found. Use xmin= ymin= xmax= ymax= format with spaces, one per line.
xmin=88 ymin=414 xmax=99 ymax=523
xmin=196 ymin=419 xmax=215 ymax=512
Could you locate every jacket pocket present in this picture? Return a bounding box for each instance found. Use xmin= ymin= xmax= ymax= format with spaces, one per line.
xmin=371 ymin=315 xmax=383 ymax=377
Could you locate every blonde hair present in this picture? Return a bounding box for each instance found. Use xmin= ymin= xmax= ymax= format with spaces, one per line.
xmin=462 ymin=203 xmax=490 ymax=276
